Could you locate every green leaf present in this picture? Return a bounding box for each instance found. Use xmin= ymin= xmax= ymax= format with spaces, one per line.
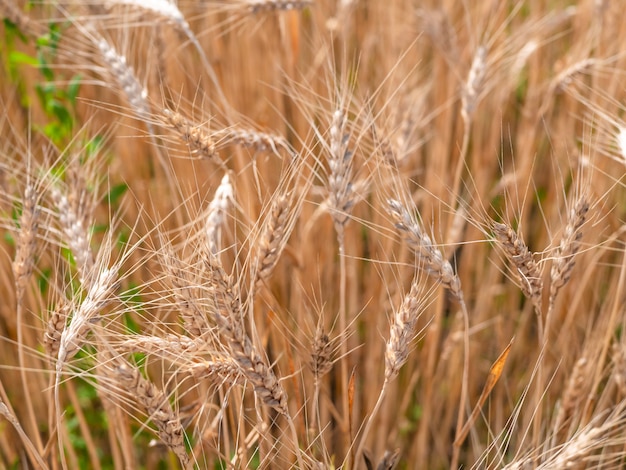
xmin=67 ymin=75 xmax=82 ymax=105
xmin=106 ymin=183 xmax=128 ymax=205
xmin=8 ymin=50 xmax=38 ymax=66
xmin=86 ymin=135 xmax=105 ymax=157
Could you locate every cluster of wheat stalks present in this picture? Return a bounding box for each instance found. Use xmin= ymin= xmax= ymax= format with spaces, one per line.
xmin=0 ymin=0 xmax=626 ymax=468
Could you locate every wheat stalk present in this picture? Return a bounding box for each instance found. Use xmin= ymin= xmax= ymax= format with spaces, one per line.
xmin=0 ymin=396 xmax=48 ymax=469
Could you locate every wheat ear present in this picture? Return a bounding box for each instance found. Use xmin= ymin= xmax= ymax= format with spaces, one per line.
xmin=493 ymin=221 xmax=543 ymax=316
xmin=162 ymin=108 xmax=218 ymax=161
xmin=355 ymin=274 xmax=427 ymax=463
xmin=96 ymin=38 xmax=152 ymax=127
xmin=13 ymin=181 xmax=39 ymax=300
xmin=52 ymin=186 xmax=94 ymax=286
xmin=387 ymin=199 xmax=462 ymax=299
xmin=206 ymin=260 xmax=288 ymax=412
xmin=247 ymin=0 xmax=313 ymax=13
xmin=160 ymin=241 xmax=212 ymax=337
xmin=56 ymin=266 xmax=120 ymax=366
xmin=384 ymin=276 xmax=427 ymax=381
xmin=206 ymin=260 xmax=305 ymax=467
xmin=552 ymin=357 xmax=588 ymax=442
xmin=114 ymin=360 xmax=190 ymax=467
xmin=253 ymin=194 xmax=290 ymax=287
xmin=205 ymin=173 xmax=233 ymax=259
xmin=106 ymin=0 xmax=230 ymax=116
xmin=549 ymin=196 xmax=589 ymax=311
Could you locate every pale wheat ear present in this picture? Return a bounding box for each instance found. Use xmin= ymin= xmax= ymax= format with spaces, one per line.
xmin=548 ymin=195 xmax=589 ymax=313
xmin=552 ymin=357 xmax=589 ymax=442
xmin=246 ymin=0 xmax=313 ymax=14
xmin=103 ymin=0 xmax=230 ymax=115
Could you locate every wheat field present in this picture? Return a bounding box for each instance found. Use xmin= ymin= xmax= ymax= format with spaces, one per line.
xmin=0 ymin=0 xmax=625 ymax=468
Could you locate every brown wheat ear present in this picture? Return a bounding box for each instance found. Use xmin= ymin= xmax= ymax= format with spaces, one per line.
xmin=493 ymin=221 xmax=543 ymax=315
xmin=206 ymin=260 xmax=289 ymax=414
xmin=254 ymin=194 xmax=291 ymax=287
xmin=12 ymin=182 xmax=40 ymax=300
xmin=113 ymin=360 xmax=190 ymax=468
xmin=162 ymin=108 xmax=218 ymax=161
xmin=387 ymin=198 xmax=462 ymax=300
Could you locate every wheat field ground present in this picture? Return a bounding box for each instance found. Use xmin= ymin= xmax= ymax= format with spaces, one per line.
xmin=0 ymin=0 xmax=625 ymax=469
